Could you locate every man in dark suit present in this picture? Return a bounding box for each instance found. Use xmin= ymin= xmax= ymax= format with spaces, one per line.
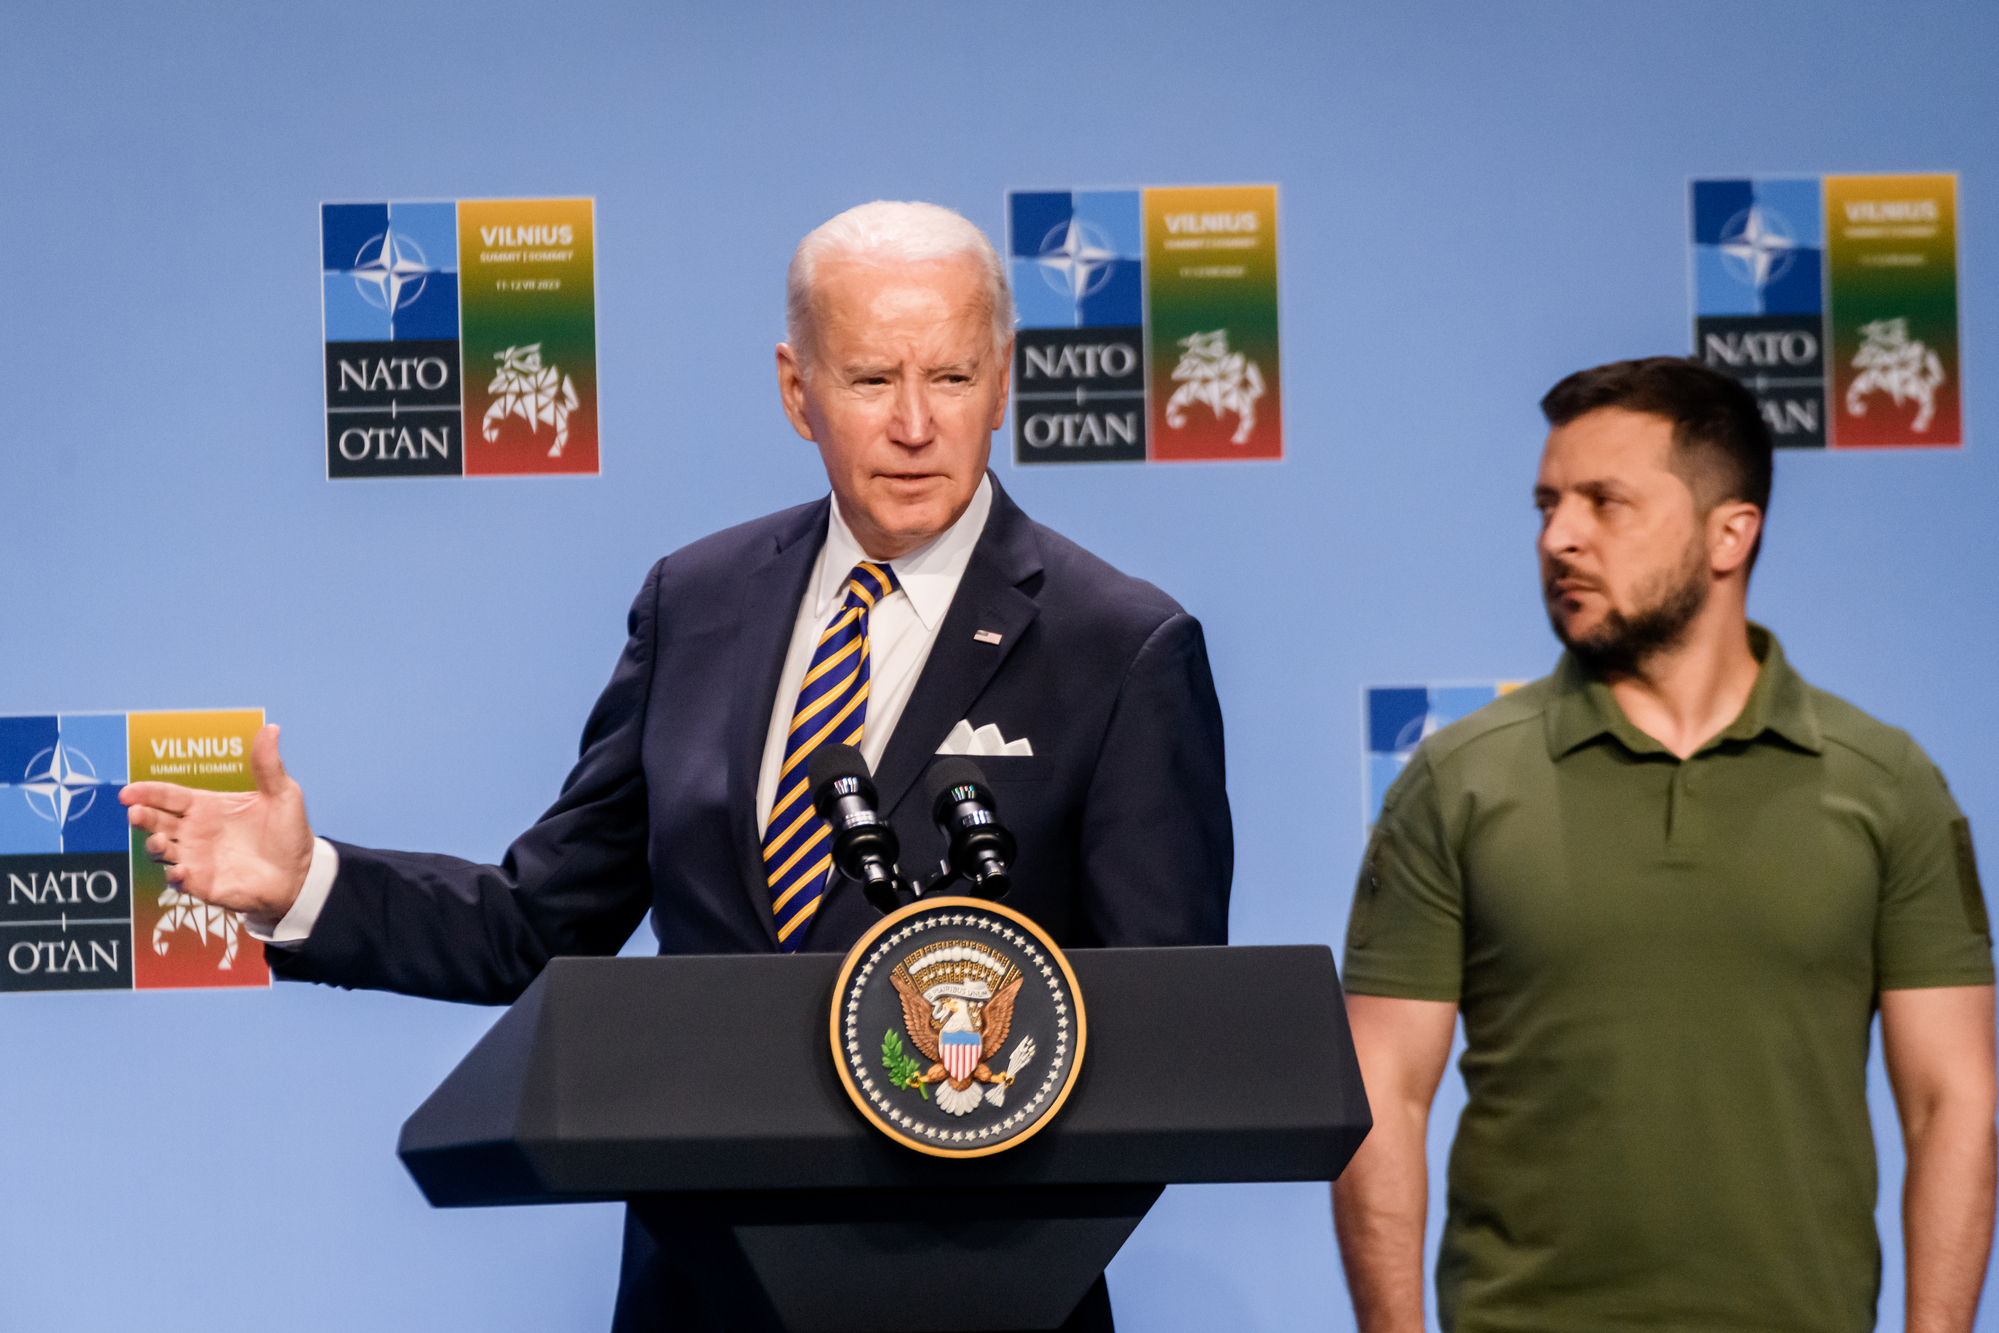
xmin=120 ymin=201 xmax=1232 ymax=1330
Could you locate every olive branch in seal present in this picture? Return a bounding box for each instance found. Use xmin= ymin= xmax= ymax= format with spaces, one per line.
xmin=881 ymin=1029 xmax=929 ymax=1100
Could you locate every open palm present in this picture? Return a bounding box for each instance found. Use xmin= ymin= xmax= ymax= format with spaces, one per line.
xmin=120 ymin=723 xmax=314 ymax=921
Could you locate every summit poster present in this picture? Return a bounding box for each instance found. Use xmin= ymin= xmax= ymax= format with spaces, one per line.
xmin=0 ymin=710 xmax=271 ymax=992
xmin=321 ymin=197 xmax=600 ymax=478
xmin=1006 ymin=185 xmax=1282 ymax=465
xmin=1689 ymin=174 xmax=1960 ymax=449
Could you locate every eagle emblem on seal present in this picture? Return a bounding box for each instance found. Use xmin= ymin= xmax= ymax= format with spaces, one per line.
xmin=888 ymin=941 xmax=1039 ymax=1116
xmin=833 ymin=898 xmax=1084 ymax=1156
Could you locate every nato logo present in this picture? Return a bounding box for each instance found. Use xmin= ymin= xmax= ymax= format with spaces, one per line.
xmin=1008 ymin=191 xmax=1144 ymax=329
xmin=1363 ymin=686 xmax=1512 ymax=827
xmin=0 ymin=715 xmax=130 ymax=855
xmin=1691 ymin=179 xmax=1823 ymax=317
xmin=322 ymin=202 xmax=460 ymax=341
xmin=1690 ymin=178 xmax=1828 ymax=447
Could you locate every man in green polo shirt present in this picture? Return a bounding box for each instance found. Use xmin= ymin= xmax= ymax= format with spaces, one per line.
xmin=1332 ymin=357 xmax=1995 ymax=1333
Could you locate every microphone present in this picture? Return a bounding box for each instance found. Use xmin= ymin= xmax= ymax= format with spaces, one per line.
xmin=924 ymin=757 xmax=1017 ymax=900
xmin=808 ymin=744 xmax=904 ymax=915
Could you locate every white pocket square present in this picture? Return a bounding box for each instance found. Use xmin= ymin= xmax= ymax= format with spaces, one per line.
xmin=937 ymin=720 xmax=1034 ymax=757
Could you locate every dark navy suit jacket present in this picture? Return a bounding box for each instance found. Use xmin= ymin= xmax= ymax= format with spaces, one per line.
xmin=273 ymin=475 xmax=1232 ymax=997
xmin=271 ymin=476 xmax=1230 ymax=1329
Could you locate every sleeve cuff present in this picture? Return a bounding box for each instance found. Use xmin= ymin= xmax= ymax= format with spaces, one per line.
xmin=245 ymin=837 xmax=338 ymax=948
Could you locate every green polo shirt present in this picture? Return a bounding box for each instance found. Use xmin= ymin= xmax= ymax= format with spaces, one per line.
xmin=1344 ymin=627 xmax=1992 ymax=1333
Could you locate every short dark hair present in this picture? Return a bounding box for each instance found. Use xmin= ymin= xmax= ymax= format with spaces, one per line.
xmin=1540 ymin=357 xmax=1773 ymax=519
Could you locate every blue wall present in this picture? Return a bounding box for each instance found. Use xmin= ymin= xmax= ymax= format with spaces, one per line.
xmin=3 ymin=2 xmax=1996 ymax=1328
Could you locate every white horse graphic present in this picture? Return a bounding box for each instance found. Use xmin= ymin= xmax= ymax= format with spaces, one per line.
xmin=1164 ymin=330 xmax=1265 ymax=445
xmin=1846 ymin=318 xmax=1945 ymax=432
xmin=483 ymin=344 xmax=580 ymax=456
xmin=152 ymin=886 xmax=241 ymax=970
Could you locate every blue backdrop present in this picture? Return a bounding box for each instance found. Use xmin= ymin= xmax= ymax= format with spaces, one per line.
xmin=3 ymin=2 xmax=1996 ymax=1329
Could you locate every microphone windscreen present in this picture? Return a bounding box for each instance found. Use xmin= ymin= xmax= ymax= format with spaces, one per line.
xmin=924 ymin=756 xmax=991 ymax=814
xmin=808 ymin=743 xmax=871 ymax=794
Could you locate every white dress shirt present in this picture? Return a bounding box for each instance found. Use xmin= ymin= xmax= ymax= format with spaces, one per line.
xmin=754 ymin=473 xmax=991 ymax=830
xmin=257 ymin=475 xmax=994 ymax=947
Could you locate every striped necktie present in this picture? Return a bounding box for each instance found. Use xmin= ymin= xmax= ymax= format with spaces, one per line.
xmin=764 ymin=560 xmax=900 ymax=951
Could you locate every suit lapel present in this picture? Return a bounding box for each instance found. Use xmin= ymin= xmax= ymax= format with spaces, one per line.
xmin=727 ymin=499 xmax=829 ymax=946
xmin=872 ymin=477 xmax=1044 ymax=820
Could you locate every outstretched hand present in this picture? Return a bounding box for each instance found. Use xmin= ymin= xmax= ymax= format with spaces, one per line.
xmin=120 ymin=723 xmax=315 ymax=923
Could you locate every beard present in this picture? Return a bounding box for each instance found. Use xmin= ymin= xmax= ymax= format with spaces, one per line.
xmin=1546 ymin=538 xmax=1710 ymax=678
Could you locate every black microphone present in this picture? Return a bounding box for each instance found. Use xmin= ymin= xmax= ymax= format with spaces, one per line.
xmin=924 ymin=757 xmax=1016 ymax=900
xmin=808 ymin=744 xmax=904 ymax=915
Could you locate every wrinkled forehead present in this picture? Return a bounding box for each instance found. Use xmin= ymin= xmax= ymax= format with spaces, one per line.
xmin=811 ymin=254 xmax=993 ymax=326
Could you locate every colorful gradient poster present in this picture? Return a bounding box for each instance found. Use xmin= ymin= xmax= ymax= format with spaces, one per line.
xmin=0 ymin=710 xmax=269 ymax=992
xmin=127 ymin=710 xmax=270 ymax=989
xmin=321 ymin=197 xmax=599 ymax=479
xmin=1006 ymin=185 xmax=1282 ymax=464
xmin=1824 ymin=174 xmax=1959 ymax=448
xmin=458 ymin=198 xmax=599 ymax=475
xmin=1145 ymin=186 xmax=1282 ymax=462
xmin=1689 ymin=174 xmax=1960 ymax=450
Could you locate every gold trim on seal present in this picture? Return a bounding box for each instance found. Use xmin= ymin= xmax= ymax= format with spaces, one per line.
xmin=829 ymin=896 xmax=1088 ymax=1159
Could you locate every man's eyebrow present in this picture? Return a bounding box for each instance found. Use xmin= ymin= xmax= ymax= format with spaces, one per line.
xmin=1533 ymin=477 xmax=1632 ymax=502
xmin=1565 ymin=477 xmax=1638 ymax=503
xmin=835 ymin=354 xmax=985 ymax=378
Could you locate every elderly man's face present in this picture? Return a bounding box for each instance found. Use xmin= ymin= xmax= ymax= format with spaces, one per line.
xmin=777 ymin=255 xmax=1010 ymax=561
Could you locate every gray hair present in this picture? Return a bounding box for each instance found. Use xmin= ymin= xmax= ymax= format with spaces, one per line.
xmin=785 ymin=201 xmax=1015 ymax=370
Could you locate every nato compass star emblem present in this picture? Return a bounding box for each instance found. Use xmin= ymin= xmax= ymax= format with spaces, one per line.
xmin=1036 ymin=218 xmax=1121 ymax=303
xmin=19 ymin=740 xmax=115 ymax=831
xmin=1718 ymin=205 xmax=1798 ymax=290
xmin=350 ymin=227 xmax=436 ymax=313
xmin=831 ymin=897 xmax=1085 ymax=1158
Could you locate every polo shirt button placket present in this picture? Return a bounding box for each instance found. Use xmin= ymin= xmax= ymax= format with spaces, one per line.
xmin=1666 ymin=762 xmax=1696 ymax=845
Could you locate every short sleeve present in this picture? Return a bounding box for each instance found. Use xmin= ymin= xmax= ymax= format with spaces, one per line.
xmin=1342 ymin=748 xmax=1466 ymax=1002
xmin=1877 ymin=746 xmax=1996 ymax=991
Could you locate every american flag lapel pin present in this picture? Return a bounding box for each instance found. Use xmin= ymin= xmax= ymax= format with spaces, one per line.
xmin=973 ymin=630 xmax=1003 ymax=645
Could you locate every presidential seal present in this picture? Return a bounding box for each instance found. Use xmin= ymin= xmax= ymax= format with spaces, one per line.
xmin=830 ymin=897 xmax=1085 ymax=1158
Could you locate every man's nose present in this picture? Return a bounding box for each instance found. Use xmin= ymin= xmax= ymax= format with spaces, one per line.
xmin=889 ymin=378 xmax=936 ymax=446
xmin=1539 ymin=497 xmax=1583 ymax=558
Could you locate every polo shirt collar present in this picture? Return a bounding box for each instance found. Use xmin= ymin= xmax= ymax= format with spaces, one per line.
xmin=1544 ymin=623 xmax=1824 ymax=760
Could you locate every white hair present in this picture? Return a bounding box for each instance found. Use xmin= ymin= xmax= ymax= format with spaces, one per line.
xmin=785 ymin=200 xmax=1014 ymax=368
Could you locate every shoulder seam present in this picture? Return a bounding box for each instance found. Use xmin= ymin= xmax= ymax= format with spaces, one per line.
xmin=1417 ymin=691 xmax=1548 ymax=768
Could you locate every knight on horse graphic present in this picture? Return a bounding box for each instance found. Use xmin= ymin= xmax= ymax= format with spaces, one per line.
xmin=483 ymin=343 xmax=581 ymax=456
xmin=1164 ymin=329 xmax=1265 ymax=445
xmin=1846 ymin=317 xmax=1945 ymax=432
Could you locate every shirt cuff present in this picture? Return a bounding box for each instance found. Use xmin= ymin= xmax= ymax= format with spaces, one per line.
xmin=245 ymin=837 xmax=338 ymax=948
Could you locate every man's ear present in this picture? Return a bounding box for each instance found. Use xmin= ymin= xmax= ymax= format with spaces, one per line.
xmin=1709 ymin=501 xmax=1763 ymax=576
xmin=775 ymin=343 xmax=817 ymax=443
xmin=989 ymin=337 xmax=1014 ymax=432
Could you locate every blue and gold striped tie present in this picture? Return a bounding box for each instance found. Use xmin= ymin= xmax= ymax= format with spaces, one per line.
xmin=764 ymin=561 xmax=900 ymax=951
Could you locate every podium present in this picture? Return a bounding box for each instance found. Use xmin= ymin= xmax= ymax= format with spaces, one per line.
xmin=400 ymin=945 xmax=1369 ymax=1332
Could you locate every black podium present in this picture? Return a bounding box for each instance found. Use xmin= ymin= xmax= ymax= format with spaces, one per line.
xmin=400 ymin=945 xmax=1369 ymax=1332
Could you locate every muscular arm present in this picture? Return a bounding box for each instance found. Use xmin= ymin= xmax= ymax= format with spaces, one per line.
xmin=1881 ymin=984 xmax=1997 ymax=1333
xmin=1332 ymin=994 xmax=1459 ymax=1333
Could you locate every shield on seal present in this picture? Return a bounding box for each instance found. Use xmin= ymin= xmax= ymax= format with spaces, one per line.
xmin=939 ymin=1029 xmax=981 ymax=1083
